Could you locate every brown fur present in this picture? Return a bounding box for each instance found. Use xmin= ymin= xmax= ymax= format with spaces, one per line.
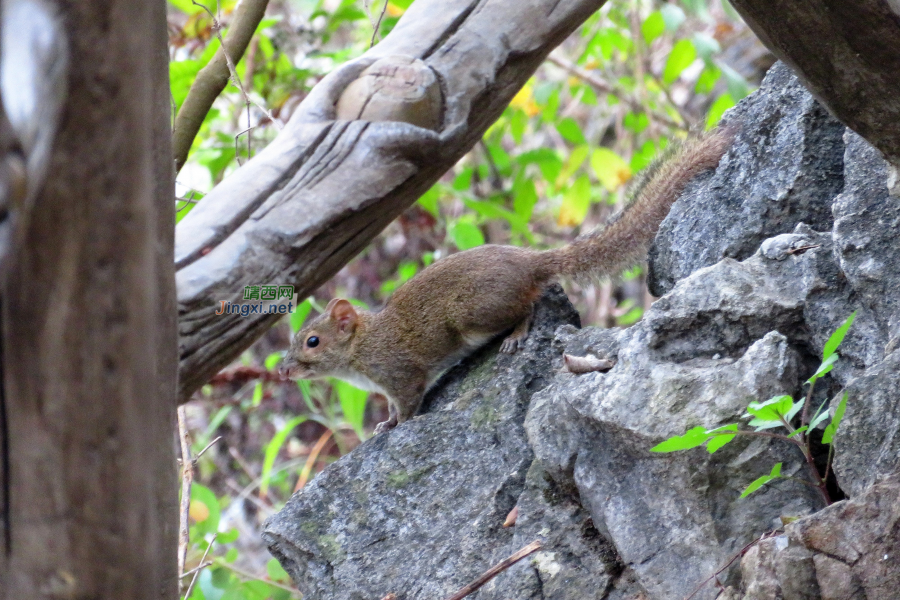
xmin=282 ymin=127 xmax=735 ymax=433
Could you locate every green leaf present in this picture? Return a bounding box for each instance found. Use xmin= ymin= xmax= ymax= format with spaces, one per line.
xmin=740 ymin=462 xmax=782 ymax=498
xmin=809 ymin=400 xmax=831 ymax=430
xmin=706 ymin=93 xmax=735 ymax=129
xmin=590 ymin=148 xmax=631 ymax=191
xmin=509 ymin=108 xmax=528 ymax=143
xmin=252 ymin=382 xmax=263 ymax=407
xmin=169 ymin=59 xmax=203 ymax=110
xmin=267 ymin=558 xmax=291 ymax=583
xmin=218 ymin=528 xmax=239 ymax=544
xmin=695 ymin=64 xmax=721 ymax=94
xmin=808 ymin=353 xmax=839 ymax=384
xmin=706 ymin=424 xmax=738 ymax=453
xmin=260 ymin=415 xmax=307 ymax=497
xmin=557 ymin=117 xmax=586 ymax=145
xmin=290 ymin=298 xmax=312 ymax=333
xmin=822 ymin=392 xmax=848 ymax=444
xmin=785 ymin=399 xmax=804 ymax=422
xmin=190 ymin=484 xmax=221 ymax=536
xmin=641 ymin=11 xmax=665 ymax=44
xmin=630 ymin=140 xmax=658 ymax=172
xmin=558 ymin=175 xmax=592 ymax=227
xmin=650 ymin=426 xmax=710 ymax=452
xmin=556 ymin=145 xmax=590 ymax=186
xmin=195 ymin=405 xmax=232 ymax=452
xmin=720 ymin=63 xmax=751 ymax=101
xmin=513 ymin=178 xmax=539 ymax=221
xmin=663 ymin=39 xmax=697 ymax=84
xmin=417 ymin=184 xmax=440 ymax=216
xmin=452 ymin=168 xmax=473 ymax=191
xmin=622 ymin=111 xmax=650 ymax=134
xmin=823 ymin=312 xmax=857 ymax=360
xmin=263 ymin=352 xmax=282 ymax=371
xmin=168 ymin=0 xmax=215 ymax=14
xmin=691 ymin=33 xmax=721 ymax=61
xmin=660 ymin=3 xmax=686 ymax=31
xmin=749 ymin=418 xmax=785 ymax=431
xmin=746 ymin=395 xmax=794 ymax=422
xmin=198 ymin=569 xmax=225 ymax=600
xmin=334 ymin=379 xmax=368 ymax=439
xmin=516 ymin=148 xmax=562 ymax=182
xmin=462 ymin=199 xmax=528 ymax=234
xmin=787 ymin=425 xmax=808 ymax=438
xmin=450 ymin=221 xmax=485 ymax=250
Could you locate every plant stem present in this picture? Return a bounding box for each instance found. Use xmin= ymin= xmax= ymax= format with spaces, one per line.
xmin=728 ymin=429 xmax=805 ymax=448
xmin=801 ymin=378 xmax=817 ymax=430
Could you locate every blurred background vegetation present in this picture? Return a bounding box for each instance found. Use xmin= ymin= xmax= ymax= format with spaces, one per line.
xmin=169 ymin=0 xmax=773 ymax=597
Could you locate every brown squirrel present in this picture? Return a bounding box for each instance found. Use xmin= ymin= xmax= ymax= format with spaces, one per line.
xmin=281 ymin=128 xmax=734 ymax=433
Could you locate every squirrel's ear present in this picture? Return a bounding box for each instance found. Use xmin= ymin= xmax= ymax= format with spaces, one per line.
xmin=329 ymin=299 xmax=358 ymax=333
xmin=324 ymin=298 xmax=342 ymax=312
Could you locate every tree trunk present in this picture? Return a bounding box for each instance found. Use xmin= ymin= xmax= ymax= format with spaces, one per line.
xmin=0 ymin=0 xmax=178 ymax=597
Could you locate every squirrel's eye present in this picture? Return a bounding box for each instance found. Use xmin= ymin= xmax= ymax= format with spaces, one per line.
xmin=306 ymin=336 xmax=319 ymax=348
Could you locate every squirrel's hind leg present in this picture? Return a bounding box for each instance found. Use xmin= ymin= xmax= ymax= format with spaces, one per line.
xmin=499 ymin=304 xmax=534 ymax=354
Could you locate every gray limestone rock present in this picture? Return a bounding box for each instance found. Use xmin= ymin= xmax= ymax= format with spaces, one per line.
xmin=264 ymin=60 xmax=900 ymax=600
xmin=649 ymin=62 xmax=846 ymax=297
xmin=735 ymin=477 xmax=900 ymax=600
xmin=263 ymin=286 xmax=622 ymax=600
xmin=833 ymin=130 xmax=900 ymax=346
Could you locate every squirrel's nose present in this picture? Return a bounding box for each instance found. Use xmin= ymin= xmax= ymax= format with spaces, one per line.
xmin=278 ymin=356 xmax=297 ymax=378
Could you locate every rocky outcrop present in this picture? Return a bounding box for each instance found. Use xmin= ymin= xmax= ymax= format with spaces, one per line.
xmin=731 ymin=478 xmax=900 ymax=600
xmin=648 ymin=62 xmax=846 ymax=298
xmin=263 ymin=63 xmax=900 ymax=600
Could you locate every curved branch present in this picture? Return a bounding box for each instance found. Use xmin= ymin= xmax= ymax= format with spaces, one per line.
xmin=175 ymin=0 xmax=607 ymax=400
xmin=172 ymin=0 xmax=269 ymax=173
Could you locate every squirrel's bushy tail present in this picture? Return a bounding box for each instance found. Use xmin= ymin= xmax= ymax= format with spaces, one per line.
xmin=541 ymin=126 xmax=735 ymax=281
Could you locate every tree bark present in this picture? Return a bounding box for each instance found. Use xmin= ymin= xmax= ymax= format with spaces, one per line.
xmin=175 ymin=0 xmax=607 ymax=400
xmin=729 ymin=0 xmax=900 ymax=163
xmin=0 ymin=0 xmax=178 ymax=597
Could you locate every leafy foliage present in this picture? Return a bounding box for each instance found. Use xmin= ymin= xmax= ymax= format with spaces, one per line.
xmin=651 ymin=313 xmax=856 ymax=503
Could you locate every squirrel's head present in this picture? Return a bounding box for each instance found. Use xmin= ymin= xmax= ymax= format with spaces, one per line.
xmin=280 ymin=298 xmax=359 ymax=380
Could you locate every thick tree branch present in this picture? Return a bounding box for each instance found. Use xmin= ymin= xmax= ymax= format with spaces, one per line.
xmin=172 ymin=0 xmax=269 ymax=173
xmin=175 ymin=0 xmax=607 ymax=400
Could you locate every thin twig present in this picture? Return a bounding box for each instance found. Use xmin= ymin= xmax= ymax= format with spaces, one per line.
xmin=801 ymin=376 xmax=817 ymax=429
xmin=214 ymin=558 xmax=302 ymax=596
xmin=648 ymin=70 xmax=693 ymax=129
xmin=368 ymin=0 xmax=389 ymax=47
xmin=208 ymin=365 xmax=287 ymax=385
xmin=184 ymin=533 xmax=217 ymax=599
xmin=442 ymin=540 xmax=542 ymax=600
xmin=547 ymin=53 xmax=685 ymax=131
xmin=683 ymin=530 xmax=781 ymax=600
xmin=191 ymin=1 xmax=260 ymax=118
xmin=822 ymin=440 xmax=835 ymax=486
xmin=182 ymin=559 xmax=213 ymax=579
xmin=173 ymin=0 xmax=273 ymax=172
xmin=195 ymin=435 xmax=222 ymax=460
xmin=177 ymin=406 xmax=194 ymax=592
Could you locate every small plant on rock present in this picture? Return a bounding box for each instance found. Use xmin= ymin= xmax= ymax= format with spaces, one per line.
xmin=651 ymin=312 xmax=856 ymax=505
